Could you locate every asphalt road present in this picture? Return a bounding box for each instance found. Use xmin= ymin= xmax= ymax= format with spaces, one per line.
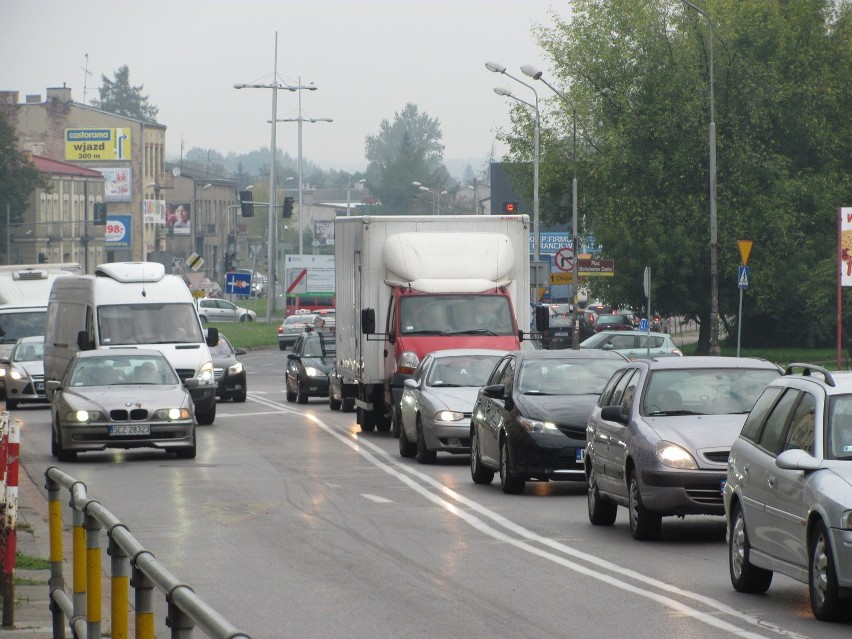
xmin=12 ymin=346 xmax=845 ymax=639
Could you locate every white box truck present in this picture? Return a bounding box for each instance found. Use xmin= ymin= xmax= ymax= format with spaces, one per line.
xmin=43 ymin=262 xmax=219 ymax=424
xmin=0 ymin=263 xmax=82 ymax=399
xmin=335 ymin=214 xmax=532 ymax=432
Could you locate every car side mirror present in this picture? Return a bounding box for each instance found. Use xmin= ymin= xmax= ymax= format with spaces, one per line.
xmin=183 ymin=378 xmax=199 ymax=389
xmin=45 ymin=380 xmax=61 ymax=392
xmin=482 ymin=383 xmax=505 ymax=399
xmin=775 ymin=448 xmax=821 ymax=472
xmin=235 ymin=348 xmax=247 ymax=356
xmin=403 ymin=378 xmax=419 ymax=390
xmin=205 ymin=327 xmax=219 ymax=347
xmin=601 ymin=405 xmax=628 ymax=424
xmin=0 ymin=357 xmax=9 ymax=365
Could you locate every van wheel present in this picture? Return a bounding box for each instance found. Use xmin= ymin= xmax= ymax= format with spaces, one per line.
xmin=342 ymin=398 xmax=355 ymax=412
xmin=196 ymin=402 xmax=216 ymax=425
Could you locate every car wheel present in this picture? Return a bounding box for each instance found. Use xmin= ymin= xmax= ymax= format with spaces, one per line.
xmin=391 ymin=405 xmax=402 ymax=438
xmin=233 ymin=389 xmax=247 ymax=403
xmin=50 ymin=417 xmax=59 ymax=458
xmin=196 ymin=401 xmax=216 ymax=425
xmin=588 ymin=469 xmax=617 ymax=526
xmin=329 ymin=389 xmax=341 ymax=411
xmin=297 ymin=386 xmax=309 ymax=404
xmin=810 ymin=520 xmax=844 ymax=621
xmin=628 ymin=470 xmax=661 ymax=540
xmin=415 ymin=416 xmax=437 ymax=464
xmin=499 ymin=436 xmax=525 ymax=494
xmin=6 ymin=399 xmax=17 ymax=410
xmin=729 ymin=502 xmax=772 ymax=593
xmin=285 ymin=377 xmax=296 ymax=402
xmin=342 ymin=398 xmax=355 ymax=413
xmin=470 ymin=427 xmax=494 ymax=485
xmin=398 ymin=418 xmax=416 ymax=458
xmin=279 ymin=342 xmax=286 ymax=351
xmin=54 ymin=421 xmax=76 ymax=462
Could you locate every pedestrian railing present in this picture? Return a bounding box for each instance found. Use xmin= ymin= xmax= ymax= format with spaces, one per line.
xmin=44 ymin=465 xmax=252 ymax=639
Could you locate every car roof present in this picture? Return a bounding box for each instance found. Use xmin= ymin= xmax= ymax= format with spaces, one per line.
xmin=627 ymin=355 xmax=780 ymax=370
xmin=588 ymin=330 xmax=671 ymax=338
xmin=773 ymin=363 xmax=852 ymax=394
xmin=16 ymin=335 xmax=45 ymax=344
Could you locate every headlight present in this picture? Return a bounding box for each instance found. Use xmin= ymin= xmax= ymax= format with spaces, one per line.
xmin=304 ymin=366 xmax=325 ymax=377
xmin=228 ymin=362 xmax=244 ymax=375
xmin=435 ymin=410 xmax=464 ymax=422
xmin=154 ymin=408 xmax=191 ymax=420
xmin=840 ymin=510 xmax=852 ymax=530
xmin=655 ymin=441 xmax=698 ymax=469
xmin=9 ymin=368 xmax=25 ymax=381
xmin=398 ymin=351 xmax=419 ymax=375
xmin=0 ymin=368 xmax=6 ymax=378
xmin=517 ymin=416 xmax=558 ymax=433
xmin=196 ymin=360 xmax=215 ymax=383
xmin=64 ymin=410 xmax=105 ymax=423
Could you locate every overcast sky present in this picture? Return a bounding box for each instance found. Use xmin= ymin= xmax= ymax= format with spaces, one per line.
xmin=3 ymin=0 xmax=571 ymax=174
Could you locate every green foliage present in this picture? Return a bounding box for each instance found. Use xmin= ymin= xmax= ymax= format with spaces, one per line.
xmin=364 ymin=103 xmax=451 ymax=212
xmin=525 ymin=0 xmax=852 ymax=349
xmin=90 ymin=65 xmax=159 ymax=122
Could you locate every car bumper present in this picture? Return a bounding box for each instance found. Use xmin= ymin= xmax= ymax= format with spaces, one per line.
xmin=638 ymin=466 xmax=727 ymax=516
xmin=5 ymin=378 xmax=48 ymax=404
xmin=188 ymin=382 xmax=217 ymax=413
xmin=509 ymin=431 xmax=586 ymax=481
xmin=423 ymin=420 xmax=471 ymax=453
xmin=299 ymin=376 xmax=330 ymax=397
xmin=58 ymin=421 xmax=195 ymax=453
xmin=215 ymin=372 xmax=246 ymax=397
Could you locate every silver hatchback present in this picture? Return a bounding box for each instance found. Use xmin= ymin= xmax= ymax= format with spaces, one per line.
xmin=724 ymin=363 xmax=852 ymax=621
xmin=586 ymin=356 xmax=781 ymax=540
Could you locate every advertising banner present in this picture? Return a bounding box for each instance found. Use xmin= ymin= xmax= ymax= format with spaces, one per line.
xmin=284 ymin=255 xmax=335 ymax=295
xmin=841 ymin=207 xmax=852 ymax=287
xmin=96 ymin=167 xmax=132 ymax=202
xmin=166 ymin=203 xmax=191 ymax=235
xmin=314 ymin=220 xmax=334 ymax=245
xmin=105 ymin=215 xmax=131 ymax=249
xmin=143 ymin=199 xmax=166 ymax=225
xmin=65 ymin=128 xmax=131 ymax=161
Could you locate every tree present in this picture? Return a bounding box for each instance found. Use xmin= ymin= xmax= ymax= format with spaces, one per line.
xmin=364 ymin=103 xmax=451 ymax=212
xmin=90 ymin=65 xmax=159 ymax=122
xmin=0 ymin=110 xmax=47 ymax=261
xmin=526 ymin=0 xmax=851 ymax=351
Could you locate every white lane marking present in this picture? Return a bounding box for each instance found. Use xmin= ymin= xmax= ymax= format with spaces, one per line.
xmin=214 ymin=411 xmax=283 ymax=418
xmin=244 ymin=394 xmax=812 ymax=639
xmin=362 ymin=494 xmax=392 ymax=503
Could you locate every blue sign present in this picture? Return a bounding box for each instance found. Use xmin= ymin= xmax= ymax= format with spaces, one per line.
xmin=225 ymin=272 xmax=252 ymax=296
xmin=529 ymin=232 xmax=601 ymax=255
xmin=105 ymin=215 xmax=131 ymax=249
xmin=639 ymin=318 xmax=649 ymax=332
xmin=738 ymin=266 xmax=750 ymax=290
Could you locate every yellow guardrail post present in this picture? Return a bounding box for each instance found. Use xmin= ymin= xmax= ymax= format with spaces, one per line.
xmin=72 ymin=503 xmax=87 ymax=626
xmin=131 ymin=561 xmax=154 ymax=639
xmin=45 ymin=473 xmax=67 ymax=639
xmin=108 ymin=533 xmax=129 ymax=639
xmin=84 ymin=509 xmax=102 ymax=637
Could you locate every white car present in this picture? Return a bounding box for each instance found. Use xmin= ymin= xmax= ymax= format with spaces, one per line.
xmin=0 ymin=335 xmax=48 ymax=409
xmin=196 ymin=298 xmax=257 ymax=323
xmin=580 ymin=330 xmax=683 ymax=359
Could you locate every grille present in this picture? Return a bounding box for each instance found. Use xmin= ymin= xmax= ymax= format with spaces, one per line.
xmin=684 ymin=486 xmax=724 ymax=505
xmin=702 ymin=450 xmax=730 ymax=464
xmin=213 ymin=368 xmax=224 ymax=379
xmin=175 ymin=369 xmax=195 ymax=381
xmin=556 ymin=425 xmax=587 ymax=440
xmin=109 ymin=409 xmax=150 ymax=421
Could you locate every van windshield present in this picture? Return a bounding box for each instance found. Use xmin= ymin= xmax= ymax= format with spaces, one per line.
xmin=98 ymin=303 xmax=203 ymax=345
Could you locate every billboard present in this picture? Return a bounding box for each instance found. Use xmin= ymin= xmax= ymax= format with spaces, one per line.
xmin=841 ymin=207 xmax=852 ymax=287
xmin=143 ymin=199 xmax=166 ymax=225
xmin=314 ymin=220 xmax=334 ymax=245
xmin=105 ymin=215 xmax=131 ymax=249
xmin=166 ymin=203 xmax=191 ymax=235
xmin=65 ymin=128 xmax=131 ymax=161
xmin=96 ymin=167 xmax=132 ymax=202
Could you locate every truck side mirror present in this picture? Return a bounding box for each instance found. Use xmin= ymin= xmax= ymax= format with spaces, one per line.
xmin=535 ymin=305 xmax=550 ymax=331
xmin=76 ymin=330 xmax=93 ymax=351
xmin=205 ymin=327 xmax=219 ymax=347
xmin=361 ymin=308 xmax=376 ymax=335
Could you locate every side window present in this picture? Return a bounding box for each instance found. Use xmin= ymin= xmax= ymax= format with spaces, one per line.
xmin=740 ymin=386 xmax=783 ymax=442
xmin=599 ymin=369 xmax=626 ymax=407
xmin=415 ymin=355 xmax=432 ymax=382
xmin=488 ymin=358 xmax=509 ymax=385
xmin=386 ymin=295 xmax=396 ymax=335
xmin=757 ymin=389 xmax=800 ymax=455
xmin=619 ymin=370 xmax=640 ymax=413
xmin=499 ymin=357 xmax=516 ymax=390
xmin=783 ymin=392 xmax=816 ymax=453
xmin=609 ymin=368 xmax=636 ymax=408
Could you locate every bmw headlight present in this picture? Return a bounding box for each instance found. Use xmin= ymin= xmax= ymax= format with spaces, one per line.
xmin=196 ymin=360 xmax=215 ymax=383
xmin=518 ymin=416 xmax=558 ymax=433
xmin=228 ymin=362 xmax=244 ymax=375
xmin=435 ymin=410 xmax=464 ymax=422
xmin=655 ymin=441 xmax=698 ymax=469
xmin=304 ymin=366 xmax=325 ymax=377
xmin=64 ymin=410 xmax=105 ymax=423
xmin=154 ymin=408 xmax=191 ymax=421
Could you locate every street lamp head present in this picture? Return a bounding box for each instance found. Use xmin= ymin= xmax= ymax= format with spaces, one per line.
xmin=411 ymin=181 xmax=423 ymax=187
xmin=146 ymin=182 xmax=158 ymax=188
xmin=521 ymin=64 xmax=543 ymax=80
xmin=485 ymin=61 xmax=506 ymax=74
xmin=494 ymin=86 xmax=512 ymax=97
xmin=246 ymin=185 xmax=254 ymax=190
xmin=233 ymin=83 xmax=246 ymax=89
xmin=418 ymin=186 xmax=430 ymax=193
xmin=203 ymin=183 xmax=212 ymax=190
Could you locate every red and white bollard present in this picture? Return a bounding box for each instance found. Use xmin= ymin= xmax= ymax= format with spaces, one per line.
xmin=1 ymin=412 xmax=20 ymax=626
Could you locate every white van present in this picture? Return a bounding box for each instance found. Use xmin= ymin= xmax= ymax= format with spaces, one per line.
xmin=44 ymin=262 xmax=219 ymax=424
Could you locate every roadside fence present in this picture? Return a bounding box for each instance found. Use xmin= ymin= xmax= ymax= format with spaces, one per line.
xmin=44 ymin=465 xmax=252 ymax=639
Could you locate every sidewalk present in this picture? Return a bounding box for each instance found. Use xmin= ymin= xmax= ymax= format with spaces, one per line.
xmin=3 ymin=465 xmax=55 ymax=638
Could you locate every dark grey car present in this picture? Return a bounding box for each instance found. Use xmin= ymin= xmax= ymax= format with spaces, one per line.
xmin=586 ymin=356 xmax=781 ymax=540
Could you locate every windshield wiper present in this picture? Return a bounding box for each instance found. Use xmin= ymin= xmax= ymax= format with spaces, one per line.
xmin=646 ymin=409 xmax=705 ymax=416
xmin=451 ymin=329 xmax=497 ymax=336
xmin=407 ymin=330 xmax=448 ymax=336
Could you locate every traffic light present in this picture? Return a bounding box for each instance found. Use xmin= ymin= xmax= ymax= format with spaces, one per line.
xmin=502 ymin=201 xmax=519 ymax=214
xmin=282 ymin=196 xmax=294 ymax=218
xmin=93 ymin=202 xmax=107 ymax=225
xmin=239 ymin=190 xmax=254 ymax=217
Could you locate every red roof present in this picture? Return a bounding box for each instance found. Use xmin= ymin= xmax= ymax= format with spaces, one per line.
xmin=32 ymin=155 xmax=104 ymax=178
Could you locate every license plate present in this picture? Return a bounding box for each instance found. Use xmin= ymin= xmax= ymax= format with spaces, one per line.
xmin=720 ymin=478 xmax=727 ymax=495
xmin=109 ymin=424 xmax=151 ymax=436
xmin=35 ymin=382 xmax=44 ymax=391
xmin=576 ymin=448 xmax=585 ymax=462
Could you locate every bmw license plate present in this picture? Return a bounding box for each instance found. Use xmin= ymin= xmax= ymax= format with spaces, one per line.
xmin=109 ymin=424 xmax=150 ymax=436
xmin=576 ymin=448 xmax=585 ymax=462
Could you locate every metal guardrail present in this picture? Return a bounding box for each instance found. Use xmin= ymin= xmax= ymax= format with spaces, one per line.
xmin=44 ymin=466 xmax=252 ymax=639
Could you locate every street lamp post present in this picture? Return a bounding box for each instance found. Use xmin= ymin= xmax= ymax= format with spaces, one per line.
xmin=486 ymin=61 xmax=541 ymax=303
xmin=411 ymin=182 xmax=445 ymax=215
xmin=682 ymin=0 xmax=719 ymax=355
xmin=521 ymin=64 xmax=581 ymax=349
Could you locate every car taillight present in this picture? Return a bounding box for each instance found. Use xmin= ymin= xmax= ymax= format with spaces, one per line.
xmin=277 ymin=327 xmax=283 ymax=335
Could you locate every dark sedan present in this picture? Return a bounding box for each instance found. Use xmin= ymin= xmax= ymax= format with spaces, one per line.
xmin=593 ymin=312 xmax=637 ymax=332
xmin=470 ymin=349 xmax=627 ymax=494
xmin=286 ymin=329 xmax=335 ymax=404
xmin=206 ymin=330 xmax=247 ymax=402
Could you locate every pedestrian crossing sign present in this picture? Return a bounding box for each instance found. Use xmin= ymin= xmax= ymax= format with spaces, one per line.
xmin=738 ymin=266 xmax=750 ymax=289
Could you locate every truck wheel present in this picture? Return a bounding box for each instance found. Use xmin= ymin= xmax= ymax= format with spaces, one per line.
xmin=358 ymin=408 xmax=376 ymax=432
xmin=329 ymin=390 xmax=341 ymax=411
xmin=342 ymin=398 xmax=355 ymax=412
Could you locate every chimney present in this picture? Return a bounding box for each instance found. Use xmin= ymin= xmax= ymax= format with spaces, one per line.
xmin=0 ymin=91 xmax=19 ymax=106
xmin=25 ymin=94 xmax=42 ymax=103
xmin=46 ymin=86 xmax=72 ymax=103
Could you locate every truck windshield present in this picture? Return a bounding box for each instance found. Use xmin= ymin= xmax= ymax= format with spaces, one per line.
xmin=399 ymin=295 xmax=515 ymax=336
xmin=0 ymin=310 xmax=48 ymax=345
xmin=98 ymin=303 xmax=204 ymax=345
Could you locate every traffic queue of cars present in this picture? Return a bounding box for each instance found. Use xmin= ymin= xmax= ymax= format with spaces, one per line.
xmin=279 ymin=309 xmax=852 ymax=622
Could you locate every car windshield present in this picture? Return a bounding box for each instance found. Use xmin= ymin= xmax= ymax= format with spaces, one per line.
xmin=208 ymin=337 xmax=233 ymax=356
xmin=399 ymin=295 xmax=515 ymax=336
xmin=13 ymin=341 xmax=44 ymax=362
xmin=518 ymin=358 xmax=624 ymax=395
xmin=98 ymin=303 xmax=203 ymax=345
xmin=426 ymin=354 xmax=502 ymax=387
xmin=642 ymin=368 xmax=780 ymax=416
xmin=826 ymin=396 xmax=852 ymax=460
xmin=68 ymin=355 xmax=180 ymax=386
